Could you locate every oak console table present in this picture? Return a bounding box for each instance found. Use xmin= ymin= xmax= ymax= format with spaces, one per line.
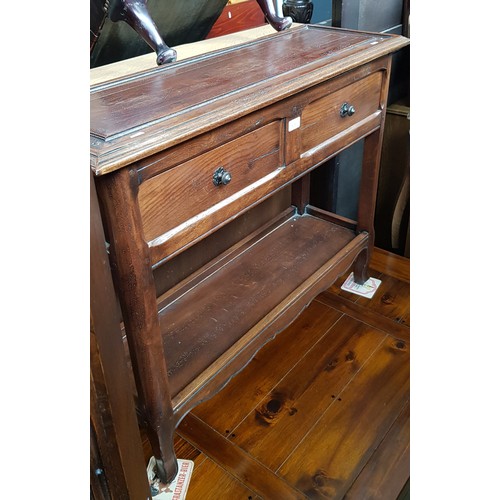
xmin=90 ymin=24 xmax=409 ymax=484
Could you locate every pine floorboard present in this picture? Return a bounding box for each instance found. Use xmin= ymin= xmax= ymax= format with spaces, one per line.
xmin=150 ymin=247 xmax=410 ymax=499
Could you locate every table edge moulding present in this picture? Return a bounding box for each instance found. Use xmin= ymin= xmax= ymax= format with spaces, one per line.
xmin=90 ymin=24 xmax=409 ymax=485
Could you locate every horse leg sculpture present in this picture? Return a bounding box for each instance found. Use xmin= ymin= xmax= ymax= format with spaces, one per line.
xmin=108 ymin=0 xmax=177 ymax=65
xmin=108 ymin=0 xmax=292 ymax=66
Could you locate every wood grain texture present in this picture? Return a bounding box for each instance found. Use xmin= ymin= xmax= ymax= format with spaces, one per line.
xmin=192 ymin=299 xmax=343 ymax=434
xmin=133 ymin=57 xmax=391 ymax=269
xmin=152 ymin=189 xmax=291 ymax=296
xmin=139 ymin=248 xmax=410 ymax=499
xmin=277 ymin=336 xmax=409 ymax=499
xmin=369 ymin=247 xmax=410 ymax=283
xmin=158 ymin=214 xmax=361 ymax=398
xmin=344 ymin=402 xmax=410 ymax=500
xmin=354 ymin=274 xmax=410 ymax=326
xmin=171 ymin=228 xmax=369 ymax=421
xmin=185 ymin=456 xmax=261 ymax=500
xmin=91 ymin=28 xmax=379 ymax=140
xmin=90 ymin=172 xmax=152 ymax=498
xmin=206 ymin=0 xmax=266 ymax=39
xmin=138 ymin=120 xmax=282 ymax=243
xmin=328 ymin=267 xmax=410 ymax=325
xmin=227 ymin=316 xmax=387 ymax=471
xmin=301 ymin=71 xmax=382 ymax=153
xmin=96 ymin=167 xmax=178 ymax=482
xmin=177 ymin=249 xmax=409 ymax=500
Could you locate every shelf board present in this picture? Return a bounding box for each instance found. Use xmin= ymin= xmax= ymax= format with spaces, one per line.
xmin=156 ymin=209 xmax=368 ymax=413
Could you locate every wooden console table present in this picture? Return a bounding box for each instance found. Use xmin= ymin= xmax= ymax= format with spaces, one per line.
xmin=90 ymin=24 xmax=408 ymax=484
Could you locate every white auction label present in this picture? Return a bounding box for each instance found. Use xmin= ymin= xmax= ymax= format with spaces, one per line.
xmin=288 ymin=116 xmax=301 ymax=132
xmin=340 ymin=272 xmax=381 ymax=299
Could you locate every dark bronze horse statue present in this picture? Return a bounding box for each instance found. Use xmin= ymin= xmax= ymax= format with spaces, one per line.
xmin=91 ymin=0 xmax=293 ymax=68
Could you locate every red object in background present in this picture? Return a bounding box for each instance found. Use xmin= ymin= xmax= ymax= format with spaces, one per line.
xmin=206 ymin=0 xmax=267 ymax=38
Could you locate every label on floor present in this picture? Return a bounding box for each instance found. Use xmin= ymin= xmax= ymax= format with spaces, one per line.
xmin=147 ymin=457 xmax=194 ymax=499
xmin=341 ymin=272 xmax=381 ymax=299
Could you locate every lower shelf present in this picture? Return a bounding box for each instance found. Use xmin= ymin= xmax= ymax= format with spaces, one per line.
xmin=157 ymin=207 xmax=368 ymax=418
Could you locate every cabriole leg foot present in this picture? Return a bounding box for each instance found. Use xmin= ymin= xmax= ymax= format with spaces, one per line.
xmin=154 ymin=456 xmax=179 ymax=485
xmin=256 ymin=0 xmax=293 ymax=31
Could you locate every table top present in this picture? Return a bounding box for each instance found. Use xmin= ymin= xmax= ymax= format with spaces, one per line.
xmin=90 ymin=24 xmax=408 ymax=175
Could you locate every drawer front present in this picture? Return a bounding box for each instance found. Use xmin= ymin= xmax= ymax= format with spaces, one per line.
xmin=138 ymin=120 xmax=283 ymax=255
xmin=300 ymin=71 xmax=383 ymax=154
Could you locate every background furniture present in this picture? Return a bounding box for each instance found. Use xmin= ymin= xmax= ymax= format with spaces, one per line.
xmin=206 ymin=0 xmax=267 ymax=38
xmin=375 ymin=103 xmax=410 ymax=257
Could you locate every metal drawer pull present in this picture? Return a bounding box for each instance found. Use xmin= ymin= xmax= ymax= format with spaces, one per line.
xmin=213 ymin=166 xmax=232 ymax=186
xmin=340 ymin=102 xmax=356 ymax=118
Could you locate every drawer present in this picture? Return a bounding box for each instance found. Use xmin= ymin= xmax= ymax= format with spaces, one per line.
xmin=300 ymin=71 xmax=383 ymax=154
xmin=138 ymin=120 xmax=283 ymax=258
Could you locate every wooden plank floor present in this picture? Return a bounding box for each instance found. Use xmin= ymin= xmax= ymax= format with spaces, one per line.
xmin=147 ymin=247 xmax=410 ymax=499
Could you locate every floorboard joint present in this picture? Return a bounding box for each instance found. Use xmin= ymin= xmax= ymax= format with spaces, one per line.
xmin=316 ymin=292 xmax=410 ymax=343
xmin=178 ymin=412 xmax=308 ymax=499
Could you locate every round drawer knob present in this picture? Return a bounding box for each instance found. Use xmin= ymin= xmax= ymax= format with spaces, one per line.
xmin=213 ymin=166 xmax=232 ymax=186
xmin=340 ymin=102 xmax=356 ymax=118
